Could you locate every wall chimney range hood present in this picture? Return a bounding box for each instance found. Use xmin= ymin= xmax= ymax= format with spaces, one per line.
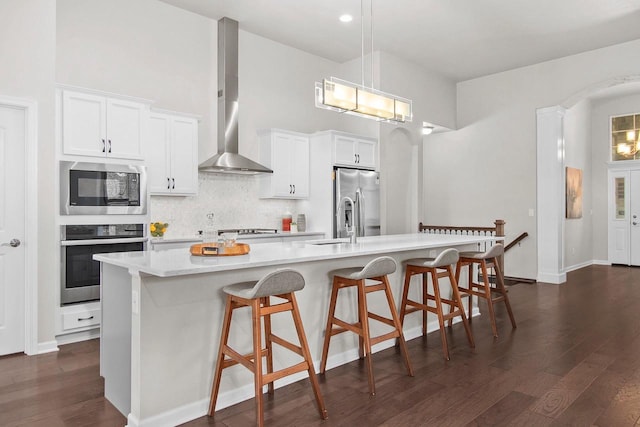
xmin=199 ymin=17 xmax=272 ymax=175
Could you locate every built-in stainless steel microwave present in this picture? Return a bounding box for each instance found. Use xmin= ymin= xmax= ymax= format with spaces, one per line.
xmin=60 ymin=161 xmax=147 ymax=215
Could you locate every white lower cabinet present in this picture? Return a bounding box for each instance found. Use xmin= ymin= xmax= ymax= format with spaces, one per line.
xmin=259 ymin=129 xmax=310 ymax=199
xmin=57 ymin=302 xmax=101 ymax=336
xmin=148 ymin=112 xmax=199 ymax=195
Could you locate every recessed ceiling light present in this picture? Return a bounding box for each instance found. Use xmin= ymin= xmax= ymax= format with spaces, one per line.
xmin=339 ymin=14 xmax=353 ymax=23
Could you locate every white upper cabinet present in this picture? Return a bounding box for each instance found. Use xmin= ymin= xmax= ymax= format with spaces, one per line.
xmin=147 ymin=112 xmax=198 ymax=196
xmin=62 ymin=90 xmax=146 ymax=160
xmin=333 ymin=133 xmax=377 ymax=169
xmin=260 ymin=129 xmax=309 ymax=199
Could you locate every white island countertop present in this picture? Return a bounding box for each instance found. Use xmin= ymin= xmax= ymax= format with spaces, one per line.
xmin=95 ymin=233 xmax=499 ymax=278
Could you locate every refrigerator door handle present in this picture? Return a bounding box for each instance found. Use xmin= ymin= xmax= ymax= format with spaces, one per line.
xmin=356 ymin=187 xmax=365 ymax=237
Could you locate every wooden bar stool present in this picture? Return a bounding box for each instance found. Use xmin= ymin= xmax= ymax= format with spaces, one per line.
xmin=208 ymin=269 xmax=328 ymax=426
xmin=454 ymin=243 xmax=517 ymax=337
xmin=399 ymin=248 xmax=475 ymax=360
xmin=319 ymin=256 xmax=413 ymax=395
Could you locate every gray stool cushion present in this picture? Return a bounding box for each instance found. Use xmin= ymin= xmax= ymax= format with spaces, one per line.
xmin=332 ymin=256 xmax=397 ymax=280
xmin=404 ymin=248 xmax=459 ymax=269
xmin=223 ymin=269 xmax=305 ymax=299
xmin=459 ymin=243 xmax=504 ymax=260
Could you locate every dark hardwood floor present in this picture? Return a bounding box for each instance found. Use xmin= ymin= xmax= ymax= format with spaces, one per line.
xmin=2 ymin=265 xmax=640 ymax=426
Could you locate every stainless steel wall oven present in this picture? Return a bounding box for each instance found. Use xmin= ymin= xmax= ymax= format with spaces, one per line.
xmin=60 ymin=224 xmax=146 ymax=305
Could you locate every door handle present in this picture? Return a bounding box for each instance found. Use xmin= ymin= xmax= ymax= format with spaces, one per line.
xmin=1 ymin=239 xmax=21 ymax=248
xmin=292 ymin=184 xmax=296 ymax=194
xmin=634 ymin=222 xmax=638 ymax=226
xmin=172 ymin=178 xmax=175 ymax=189
xmin=102 ymin=139 xmax=106 ymax=152
xmin=108 ymin=139 xmax=112 ymax=153
xmin=167 ymin=178 xmax=171 ymax=189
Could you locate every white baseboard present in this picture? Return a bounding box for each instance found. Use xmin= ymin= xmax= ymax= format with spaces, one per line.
xmin=55 ymin=328 xmax=100 ymax=346
xmin=537 ymin=271 xmax=567 ymax=284
xmin=36 ymin=340 xmax=59 ymax=354
xmin=127 ymin=399 xmax=209 ymax=427
xmin=592 ymin=259 xmax=611 ymax=266
xmin=126 ymin=307 xmax=482 ymax=426
xmin=563 ymin=260 xmax=593 ymax=273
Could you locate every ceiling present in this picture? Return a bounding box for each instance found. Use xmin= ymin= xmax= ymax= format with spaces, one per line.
xmin=158 ymin=0 xmax=640 ymax=82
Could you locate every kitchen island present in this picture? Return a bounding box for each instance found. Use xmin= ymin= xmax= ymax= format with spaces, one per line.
xmin=95 ymin=233 xmax=499 ymax=427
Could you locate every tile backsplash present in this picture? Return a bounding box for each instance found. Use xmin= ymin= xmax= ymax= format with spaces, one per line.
xmin=150 ymin=173 xmax=298 ymax=238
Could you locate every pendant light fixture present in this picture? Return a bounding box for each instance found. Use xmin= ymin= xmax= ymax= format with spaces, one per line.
xmin=315 ymin=0 xmax=412 ymax=123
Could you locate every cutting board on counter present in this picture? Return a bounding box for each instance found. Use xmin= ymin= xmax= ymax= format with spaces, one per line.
xmin=190 ymin=242 xmax=250 ymax=256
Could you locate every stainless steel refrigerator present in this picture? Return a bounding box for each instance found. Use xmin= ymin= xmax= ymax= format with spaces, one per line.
xmin=334 ymin=167 xmax=380 ymax=238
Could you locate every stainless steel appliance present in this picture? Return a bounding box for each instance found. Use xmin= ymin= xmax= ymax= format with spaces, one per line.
xmin=60 ymin=161 xmax=147 ymax=215
xmin=60 ymin=224 xmax=146 ymax=305
xmin=218 ymin=228 xmax=278 ymax=235
xmin=198 ymin=17 xmax=272 ymax=175
xmin=334 ymin=167 xmax=380 ymax=238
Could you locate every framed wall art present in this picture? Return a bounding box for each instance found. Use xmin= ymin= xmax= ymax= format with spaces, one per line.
xmin=566 ymin=167 xmax=583 ymax=219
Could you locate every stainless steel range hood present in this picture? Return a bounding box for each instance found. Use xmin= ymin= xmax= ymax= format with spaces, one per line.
xmin=199 ymin=17 xmax=272 ymax=175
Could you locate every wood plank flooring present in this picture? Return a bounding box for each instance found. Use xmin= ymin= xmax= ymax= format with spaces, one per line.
xmin=2 ymin=265 xmax=640 ymax=426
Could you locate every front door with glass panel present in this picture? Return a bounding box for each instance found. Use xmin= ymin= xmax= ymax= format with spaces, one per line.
xmin=608 ymin=169 xmax=640 ymax=265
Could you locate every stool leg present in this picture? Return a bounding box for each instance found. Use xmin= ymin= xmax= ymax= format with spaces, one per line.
xmin=251 ymin=298 xmax=265 ymax=426
xmin=450 ymin=260 xmax=468 ymax=327
xmin=262 ymin=296 xmax=275 ymax=395
xmin=494 ymin=259 xmax=517 ymax=329
xmin=357 ymin=279 xmax=376 ymax=395
xmin=422 ymin=272 xmax=429 ymax=336
xmin=399 ymin=267 xmax=412 ymax=328
xmin=208 ymin=295 xmax=234 ymax=416
xmin=320 ymin=277 xmax=340 ymax=374
xmin=430 ymin=269 xmax=450 ymax=361
xmin=480 ymin=260 xmax=498 ymax=338
xmin=448 ymin=266 xmax=475 ymax=349
xmin=381 ymin=275 xmax=414 ymax=376
xmin=357 ymin=283 xmax=365 ymax=360
xmin=288 ymin=293 xmax=329 ymax=420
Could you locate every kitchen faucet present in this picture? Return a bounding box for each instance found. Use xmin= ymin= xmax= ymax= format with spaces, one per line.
xmin=339 ymin=196 xmax=358 ymax=244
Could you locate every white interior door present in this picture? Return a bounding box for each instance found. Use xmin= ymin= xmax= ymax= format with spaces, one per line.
xmin=0 ymin=105 xmax=26 ymax=355
xmin=630 ymin=171 xmax=640 ymax=266
xmin=609 ymin=170 xmax=629 ymax=265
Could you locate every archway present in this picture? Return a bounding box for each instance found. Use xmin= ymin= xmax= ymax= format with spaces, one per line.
xmin=536 ymin=75 xmax=640 ymax=283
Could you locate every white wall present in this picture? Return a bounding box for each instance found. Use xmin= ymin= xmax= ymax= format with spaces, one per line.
xmin=0 ymin=0 xmax=57 ymax=345
xmin=56 ymin=0 xmax=216 ymax=159
xmin=563 ymin=99 xmax=593 ymax=269
xmin=377 ymin=51 xmax=457 ymax=234
xmin=591 ymin=92 xmax=640 ymax=262
xmin=425 ymin=38 xmax=640 ymax=279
